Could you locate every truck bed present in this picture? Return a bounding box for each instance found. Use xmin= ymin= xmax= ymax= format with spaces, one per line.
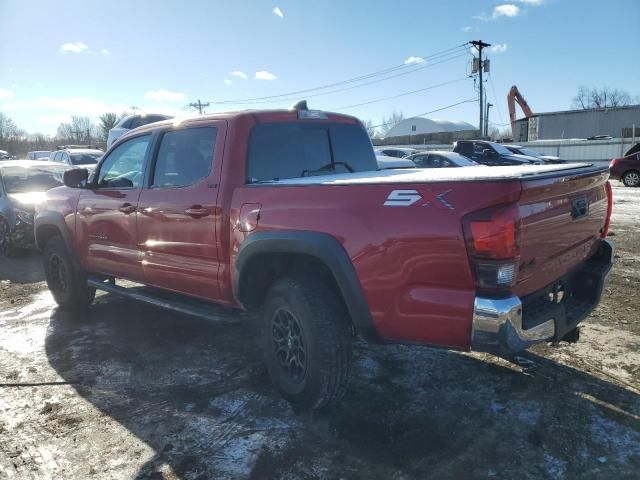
xmin=264 ymin=163 xmax=606 ymax=185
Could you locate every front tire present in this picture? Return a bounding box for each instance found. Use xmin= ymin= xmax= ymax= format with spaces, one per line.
xmin=43 ymin=235 xmax=96 ymax=309
xmin=262 ymin=276 xmax=353 ymax=410
xmin=622 ymin=170 xmax=640 ymax=187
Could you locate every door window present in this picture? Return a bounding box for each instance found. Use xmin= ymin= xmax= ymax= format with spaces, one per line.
xmin=411 ymin=155 xmax=429 ymax=167
xmin=152 ymin=127 xmax=217 ymax=188
xmin=60 ymin=152 xmax=70 ymax=165
xmin=97 ymin=135 xmax=150 ymax=188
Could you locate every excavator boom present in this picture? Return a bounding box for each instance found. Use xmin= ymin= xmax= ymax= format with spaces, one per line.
xmin=507 ymin=85 xmax=534 ymax=138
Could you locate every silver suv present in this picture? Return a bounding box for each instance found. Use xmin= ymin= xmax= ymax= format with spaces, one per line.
xmin=107 ymin=113 xmax=173 ymax=148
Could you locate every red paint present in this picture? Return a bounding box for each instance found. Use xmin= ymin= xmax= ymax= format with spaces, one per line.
xmin=609 ymin=151 xmax=640 ymax=181
xmin=41 ymin=109 xmax=611 ymax=350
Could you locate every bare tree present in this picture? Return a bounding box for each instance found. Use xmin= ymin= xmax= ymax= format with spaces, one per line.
xmin=55 ymin=116 xmax=99 ymax=145
xmin=572 ymin=86 xmax=634 ymax=109
xmin=363 ymin=119 xmax=378 ymax=139
xmin=379 ymin=111 xmax=405 ymax=136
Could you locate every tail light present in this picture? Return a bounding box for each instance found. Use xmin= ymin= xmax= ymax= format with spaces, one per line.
xmin=463 ymin=204 xmax=521 ymax=293
xmin=601 ymin=180 xmax=613 ymax=238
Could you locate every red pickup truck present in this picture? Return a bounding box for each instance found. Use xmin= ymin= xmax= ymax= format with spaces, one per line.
xmin=35 ymin=105 xmax=614 ymax=410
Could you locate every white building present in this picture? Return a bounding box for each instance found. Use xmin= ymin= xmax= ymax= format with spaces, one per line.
xmin=385 ymin=117 xmax=476 ymax=137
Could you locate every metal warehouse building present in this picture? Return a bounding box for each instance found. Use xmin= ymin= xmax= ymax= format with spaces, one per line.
xmin=513 ymin=104 xmax=640 ymax=142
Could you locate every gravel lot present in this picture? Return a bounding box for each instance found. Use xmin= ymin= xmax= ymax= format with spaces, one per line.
xmin=0 ymin=183 xmax=638 ymax=480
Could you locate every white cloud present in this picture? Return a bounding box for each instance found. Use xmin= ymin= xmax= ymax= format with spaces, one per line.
xmin=273 ymin=6 xmax=284 ymax=18
xmin=59 ymin=42 xmax=89 ymax=54
xmin=404 ymin=56 xmax=425 ymax=65
xmin=0 ymin=88 xmax=15 ymax=100
xmin=224 ymin=79 xmax=232 ymax=85
xmin=493 ymin=4 xmax=520 ymax=18
xmin=255 ymin=70 xmax=277 ymax=80
xmin=474 ymin=4 xmax=520 ymax=21
xmin=144 ymin=89 xmax=187 ymax=102
xmin=461 ymin=26 xmax=472 ymax=32
xmin=100 ymin=48 xmax=110 ymax=56
xmin=491 ymin=43 xmax=508 ymax=53
xmin=230 ymin=70 xmax=248 ymax=80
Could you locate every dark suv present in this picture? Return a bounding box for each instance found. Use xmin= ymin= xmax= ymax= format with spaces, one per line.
xmin=454 ymin=140 xmax=542 ymax=166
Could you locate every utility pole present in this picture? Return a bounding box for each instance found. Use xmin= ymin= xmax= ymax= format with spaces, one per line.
xmin=470 ymin=40 xmax=491 ymax=137
xmin=485 ymin=102 xmax=493 ymax=137
xmin=188 ymin=99 xmax=210 ymax=114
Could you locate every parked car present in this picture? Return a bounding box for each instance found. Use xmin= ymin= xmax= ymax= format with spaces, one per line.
xmin=610 ymin=150 xmax=640 ymax=187
xmin=0 ymin=150 xmax=9 ymax=160
xmin=35 ymin=106 xmax=613 ymax=410
xmin=454 ymin=140 xmax=543 ymax=166
xmin=49 ymin=147 xmax=103 ymax=170
xmin=0 ymin=160 xmax=70 ymax=256
xmin=374 ymin=147 xmax=420 ymax=158
xmin=27 ymin=150 xmax=52 ymax=161
xmin=504 ymin=145 xmax=564 ymax=164
xmin=107 ymin=113 xmax=174 ymax=148
xmin=407 ymin=151 xmax=480 ymax=168
xmin=376 ymin=155 xmax=415 ymax=170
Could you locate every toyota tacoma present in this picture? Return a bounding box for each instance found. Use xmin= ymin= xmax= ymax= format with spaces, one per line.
xmin=35 ymin=105 xmax=614 ymax=410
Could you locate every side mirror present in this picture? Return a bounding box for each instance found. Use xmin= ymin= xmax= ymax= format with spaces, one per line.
xmin=63 ymin=168 xmax=89 ymax=188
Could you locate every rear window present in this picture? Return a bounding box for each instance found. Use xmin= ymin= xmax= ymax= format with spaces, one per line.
xmin=247 ymin=122 xmax=376 ymax=182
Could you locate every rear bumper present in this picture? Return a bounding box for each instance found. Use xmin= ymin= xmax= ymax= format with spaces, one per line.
xmin=471 ymin=239 xmax=614 ymax=355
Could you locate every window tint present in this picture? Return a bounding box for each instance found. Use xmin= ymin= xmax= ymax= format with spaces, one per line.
xmin=247 ymin=123 xmax=376 ymax=182
xmin=152 ymin=127 xmax=216 ymax=187
xmin=97 ymin=135 xmax=150 ymax=188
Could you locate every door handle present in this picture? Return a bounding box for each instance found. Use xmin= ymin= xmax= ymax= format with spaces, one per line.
xmin=119 ymin=203 xmax=137 ymax=214
xmin=185 ymin=206 xmax=209 ymax=218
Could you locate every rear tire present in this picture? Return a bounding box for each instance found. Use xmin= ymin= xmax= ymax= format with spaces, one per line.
xmin=262 ymin=276 xmax=353 ymax=410
xmin=622 ymin=170 xmax=640 ymax=187
xmin=43 ymin=235 xmax=96 ymax=310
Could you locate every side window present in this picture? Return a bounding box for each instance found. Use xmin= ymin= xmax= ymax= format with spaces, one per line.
xmin=412 ymin=155 xmax=428 ymax=167
xmin=97 ymin=135 xmax=150 ymax=189
xmin=128 ymin=116 xmax=142 ymax=129
xmin=430 ymin=155 xmax=444 ymax=168
xmin=152 ymin=127 xmax=216 ymax=188
xmin=456 ymin=143 xmax=472 ymax=156
xmin=60 ymin=152 xmax=70 ymax=164
xmin=473 ymin=143 xmax=486 ymax=156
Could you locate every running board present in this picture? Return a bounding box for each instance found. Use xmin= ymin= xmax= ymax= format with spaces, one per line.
xmin=87 ymin=277 xmax=242 ymax=324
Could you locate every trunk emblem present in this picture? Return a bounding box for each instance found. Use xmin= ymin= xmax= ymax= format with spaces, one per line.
xmin=571 ymin=197 xmax=588 ymax=219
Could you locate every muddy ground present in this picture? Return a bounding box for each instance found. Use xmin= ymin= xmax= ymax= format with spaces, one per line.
xmin=0 ymin=184 xmax=638 ymax=480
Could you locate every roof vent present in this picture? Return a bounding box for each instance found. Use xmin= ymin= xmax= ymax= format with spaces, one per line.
xmin=290 ymin=100 xmax=308 ymax=111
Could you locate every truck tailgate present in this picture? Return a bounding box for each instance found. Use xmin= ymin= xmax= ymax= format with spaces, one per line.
xmin=514 ymin=166 xmax=609 ymax=297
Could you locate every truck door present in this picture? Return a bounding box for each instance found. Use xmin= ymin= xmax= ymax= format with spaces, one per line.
xmin=76 ymin=134 xmax=152 ymax=280
xmin=136 ymin=124 xmax=225 ymax=301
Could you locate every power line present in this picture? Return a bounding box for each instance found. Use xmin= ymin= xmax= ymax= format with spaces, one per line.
xmin=203 ymin=51 xmax=469 ymax=108
xmin=370 ymin=98 xmax=479 ymax=129
xmin=333 ymin=77 xmax=470 ymax=111
xmin=202 ymin=44 xmax=469 ymax=105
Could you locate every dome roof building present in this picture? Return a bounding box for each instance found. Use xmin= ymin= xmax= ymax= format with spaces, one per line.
xmin=385 ymin=117 xmax=476 ymax=138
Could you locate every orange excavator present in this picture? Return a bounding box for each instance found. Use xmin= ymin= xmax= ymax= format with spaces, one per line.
xmin=507 ymin=85 xmax=534 ymax=139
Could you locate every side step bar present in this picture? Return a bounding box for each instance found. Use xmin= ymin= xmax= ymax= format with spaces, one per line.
xmin=87 ymin=277 xmax=242 ymax=324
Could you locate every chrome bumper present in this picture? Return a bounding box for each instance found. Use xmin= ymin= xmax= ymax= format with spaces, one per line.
xmin=472 ymin=239 xmax=614 ymax=354
xmin=471 ymin=296 xmax=555 ymax=353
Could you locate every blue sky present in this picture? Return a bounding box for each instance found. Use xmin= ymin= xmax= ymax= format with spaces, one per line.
xmin=1 ymin=0 xmax=638 ymax=135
